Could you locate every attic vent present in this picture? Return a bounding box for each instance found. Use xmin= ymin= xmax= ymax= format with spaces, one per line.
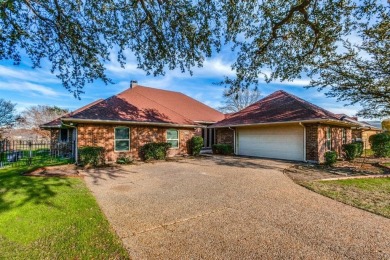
xmin=130 ymin=80 xmax=138 ymax=88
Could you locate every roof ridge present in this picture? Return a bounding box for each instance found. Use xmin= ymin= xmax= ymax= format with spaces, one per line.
xmin=129 ymin=88 xmax=196 ymax=124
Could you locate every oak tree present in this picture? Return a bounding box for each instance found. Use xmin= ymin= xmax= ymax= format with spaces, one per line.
xmin=1 ymin=0 xmax=388 ymax=117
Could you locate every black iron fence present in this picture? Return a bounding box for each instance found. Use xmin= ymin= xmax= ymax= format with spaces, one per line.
xmin=0 ymin=139 xmax=75 ymax=168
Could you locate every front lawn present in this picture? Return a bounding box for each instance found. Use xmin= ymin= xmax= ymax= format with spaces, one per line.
xmin=0 ymin=162 xmax=128 ymax=259
xmin=303 ymin=178 xmax=390 ymax=218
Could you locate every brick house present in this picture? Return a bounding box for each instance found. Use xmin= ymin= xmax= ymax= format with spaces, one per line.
xmin=41 ymin=83 xmax=224 ymax=162
xmin=211 ymin=90 xmax=359 ymax=163
xmin=335 ymin=115 xmax=382 ymax=149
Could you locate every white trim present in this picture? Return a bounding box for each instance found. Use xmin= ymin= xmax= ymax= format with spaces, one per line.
xmin=114 ymin=127 xmax=130 ymax=152
xmin=298 ymin=122 xmax=307 ymax=162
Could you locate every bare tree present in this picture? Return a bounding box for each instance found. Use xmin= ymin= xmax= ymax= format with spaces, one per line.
xmin=0 ymin=99 xmax=17 ymax=138
xmin=18 ymin=105 xmax=69 ymax=138
xmin=219 ymin=88 xmax=261 ymax=113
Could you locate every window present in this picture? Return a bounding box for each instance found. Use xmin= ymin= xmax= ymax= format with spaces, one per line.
xmin=167 ymin=129 xmax=179 ymax=148
xmin=342 ymin=129 xmax=347 ymax=144
xmin=115 ymin=127 xmax=130 ymax=151
xmin=60 ymin=129 xmax=68 ymax=142
xmin=325 ymin=127 xmax=332 ymax=150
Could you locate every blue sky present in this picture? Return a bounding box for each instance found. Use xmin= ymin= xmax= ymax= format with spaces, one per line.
xmin=0 ymin=49 xmax=363 ymax=118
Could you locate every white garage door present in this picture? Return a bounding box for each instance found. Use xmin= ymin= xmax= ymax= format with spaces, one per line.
xmin=237 ymin=125 xmax=304 ymax=161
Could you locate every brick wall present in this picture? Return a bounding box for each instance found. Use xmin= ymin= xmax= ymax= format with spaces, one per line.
xmin=305 ymin=124 xmax=319 ymax=162
xmin=216 ymin=128 xmax=234 ymax=145
xmin=305 ymin=123 xmax=352 ymax=163
xmin=76 ymin=123 xmax=200 ymax=161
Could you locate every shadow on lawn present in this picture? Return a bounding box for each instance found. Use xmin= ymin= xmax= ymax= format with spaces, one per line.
xmin=0 ymin=169 xmax=73 ymax=213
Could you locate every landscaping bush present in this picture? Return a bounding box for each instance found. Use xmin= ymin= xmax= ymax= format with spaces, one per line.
xmin=116 ymin=155 xmax=133 ymax=164
xmin=78 ymin=146 xmax=105 ymax=166
xmin=369 ymin=132 xmax=390 ymax=158
xmin=324 ymin=151 xmax=337 ymax=166
xmin=343 ymin=141 xmax=364 ymax=161
xmin=140 ymin=142 xmax=171 ymax=161
xmin=190 ymin=136 xmax=203 ymax=156
xmin=212 ymin=144 xmax=234 ymax=155
xmin=355 ymin=141 xmax=364 ymax=157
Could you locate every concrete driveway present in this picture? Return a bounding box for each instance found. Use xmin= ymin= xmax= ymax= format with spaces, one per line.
xmin=83 ymin=156 xmax=390 ymax=259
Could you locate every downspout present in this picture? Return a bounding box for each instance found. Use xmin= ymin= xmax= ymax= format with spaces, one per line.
xmin=228 ymin=127 xmax=236 ymax=155
xmin=299 ymin=123 xmax=307 ymax=162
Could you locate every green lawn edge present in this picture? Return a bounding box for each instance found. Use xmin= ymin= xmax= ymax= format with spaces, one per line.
xmin=0 ymin=161 xmax=129 ymax=259
xmin=301 ymin=178 xmax=390 ymax=219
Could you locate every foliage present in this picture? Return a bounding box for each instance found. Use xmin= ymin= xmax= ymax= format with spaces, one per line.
xmin=78 ymin=146 xmax=105 ymax=166
xmin=18 ymin=105 xmax=69 ymax=138
xmin=369 ymin=132 xmax=390 ymax=158
xmin=1 ymin=1 xmax=388 ymax=118
xmin=342 ymin=141 xmax=363 ymax=161
xmin=354 ymin=141 xmax=364 ymax=157
xmin=116 ymin=155 xmax=133 ymax=164
xmin=212 ymin=144 xmax=234 ymax=155
xmin=219 ymin=88 xmax=261 ymax=113
xmin=140 ymin=142 xmax=171 ymax=161
xmin=0 ymin=99 xmax=17 ymax=137
xmin=190 ymin=136 xmax=203 ymax=156
xmin=324 ymin=151 xmax=337 ymax=166
xmin=308 ymin=14 xmax=390 ymax=118
xmin=0 ymin=163 xmax=129 ymax=259
xmin=0 ymin=0 xmax=222 ymax=98
xmin=383 ymin=119 xmax=390 ymax=131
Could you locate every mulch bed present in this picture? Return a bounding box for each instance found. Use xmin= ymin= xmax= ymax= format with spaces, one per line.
xmin=23 ymin=164 xmax=82 ymax=178
xmin=285 ymin=157 xmax=390 ymax=183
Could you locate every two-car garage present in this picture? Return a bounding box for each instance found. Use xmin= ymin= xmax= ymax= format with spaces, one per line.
xmin=236 ymin=124 xmax=305 ymax=161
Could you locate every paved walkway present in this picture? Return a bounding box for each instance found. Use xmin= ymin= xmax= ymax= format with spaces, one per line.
xmin=82 ymin=156 xmax=390 ymax=259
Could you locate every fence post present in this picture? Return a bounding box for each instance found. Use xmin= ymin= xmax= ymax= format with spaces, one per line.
xmin=28 ymin=141 xmax=32 ymax=166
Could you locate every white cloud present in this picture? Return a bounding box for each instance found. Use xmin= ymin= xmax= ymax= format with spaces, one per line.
xmin=0 ymin=65 xmax=59 ymax=84
xmin=0 ymin=82 xmax=59 ymax=97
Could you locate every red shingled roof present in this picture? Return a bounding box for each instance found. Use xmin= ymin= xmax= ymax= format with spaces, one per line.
xmin=212 ymin=90 xmax=342 ymax=127
xmin=59 ymin=85 xmax=224 ymax=126
xmin=41 ymin=99 xmax=104 ymax=128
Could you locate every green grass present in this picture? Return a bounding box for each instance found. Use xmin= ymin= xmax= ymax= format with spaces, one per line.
xmin=0 ymin=161 xmax=129 ymax=259
xmin=384 ymin=162 xmax=390 ymax=167
xmin=304 ymin=178 xmax=390 ymax=218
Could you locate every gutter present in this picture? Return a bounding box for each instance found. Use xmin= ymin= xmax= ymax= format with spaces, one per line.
xmin=210 ymin=119 xmax=360 ymax=128
xmin=61 ymin=118 xmax=200 ymax=128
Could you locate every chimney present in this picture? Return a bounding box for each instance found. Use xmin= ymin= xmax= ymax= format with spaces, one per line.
xmin=130 ymin=80 xmax=138 ymax=88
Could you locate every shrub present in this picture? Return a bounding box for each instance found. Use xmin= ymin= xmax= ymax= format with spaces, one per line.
xmin=324 ymin=151 xmax=337 ymax=166
xmin=369 ymin=132 xmax=390 ymax=158
xmin=190 ymin=136 xmax=203 ymax=156
xmin=78 ymin=146 xmax=105 ymax=166
xmin=212 ymin=144 xmax=234 ymax=155
xmin=116 ymin=155 xmax=133 ymax=164
xmin=354 ymin=141 xmax=364 ymax=157
xmin=140 ymin=142 xmax=171 ymax=161
xmin=342 ymin=143 xmax=358 ymax=161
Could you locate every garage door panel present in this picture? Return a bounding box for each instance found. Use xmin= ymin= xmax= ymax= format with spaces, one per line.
xmin=237 ymin=126 xmax=304 ymax=161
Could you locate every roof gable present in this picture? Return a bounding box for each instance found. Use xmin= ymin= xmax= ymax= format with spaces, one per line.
xmin=212 ymin=90 xmax=342 ymax=127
